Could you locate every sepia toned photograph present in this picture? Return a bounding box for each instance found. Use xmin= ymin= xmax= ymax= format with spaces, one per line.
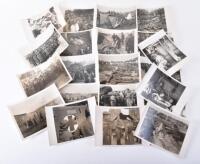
xmin=45 ymin=97 xmax=96 ymax=145
xmin=18 ymin=56 xmax=72 ymax=96
xmin=99 ymin=84 xmax=139 ymax=107
xmin=102 ymin=107 xmax=141 ymax=145
xmin=61 ymin=30 xmax=92 ymax=56
xmin=23 ymin=6 xmax=66 ymax=39
xmin=139 ymin=30 xmax=187 ymax=75
xmin=8 ymin=84 xmax=64 ymax=139
xmin=60 ymin=83 xmax=98 ymax=103
xmin=63 ymin=9 xmax=94 ymax=32
xmin=62 ymin=54 xmax=95 ymax=83
xmin=135 ymin=104 xmax=190 ymax=155
xmin=137 ymin=8 xmax=167 ymax=33
xmin=96 ymin=6 xmax=136 ymax=29
xmin=99 ymin=54 xmax=140 ymax=84
xmin=21 ymin=24 xmax=68 ymax=67
xmin=137 ymin=64 xmax=188 ymax=114
xmin=98 ymin=29 xmax=136 ymax=54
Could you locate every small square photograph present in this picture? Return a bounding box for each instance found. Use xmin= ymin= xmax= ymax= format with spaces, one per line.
xmin=99 ymin=54 xmax=140 ymax=84
xmin=45 ymin=97 xmax=96 ymax=145
xmin=139 ymin=30 xmax=187 ymax=75
xmin=63 ymin=9 xmax=94 ymax=32
xmin=18 ymin=56 xmax=72 ymax=96
xmin=137 ymin=64 xmax=188 ymax=114
xmin=23 ymin=6 xmax=66 ymax=40
xmin=137 ymin=8 xmax=167 ymax=33
xmin=60 ymin=83 xmax=98 ymax=104
xmin=96 ymin=5 xmax=136 ymax=29
xmin=99 ymin=84 xmax=140 ymax=107
xmin=135 ymin=104 xmax=190 ymax=156
xmin=61 ymin=30 xmax=92 ymax=56
xmin=21 ymin=24 xmax=68 ymax=67
xmin=62 ymin=54 xmax=96 ymax=83
xmin=97 ymin=29 xmax=136 ymax=54
xmin=8 ymin=84 xmax=64 ymax=139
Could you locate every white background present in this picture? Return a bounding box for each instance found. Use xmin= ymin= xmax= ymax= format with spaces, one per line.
xmin=0 ymin=0 xmax=200 ymax=163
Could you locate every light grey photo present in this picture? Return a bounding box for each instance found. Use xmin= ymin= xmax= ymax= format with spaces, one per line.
xmin=97 ymin=7 xmax=136 ymax=29
xmin=99 ymin=54 xmax=139 ymax=84
xmin=140 ymin=68 xmax=185 ymax=111
xmin=61 ymin=30 xmax=92 ymax=56
xmin=63 ymin=9 xmax=94 ymax=32
xmin=19 ymin=57 xmax=71 ymax=96
xmin=137 ymin=8 xmax=167 ymax=32
xmin=62 ymin=55 xmax=95 ymax=83
xmin=100 ymin=85 xmax=137 ymax=107
xmin=137 ymin=106 xmax=189 ymax=155
xmin=98 ymin=30 xmax=135 ymax=54
xmin=103 ymin=108 xmax=141 ymax=145
xmin=53 ymin=100 xmax=94 ymax=143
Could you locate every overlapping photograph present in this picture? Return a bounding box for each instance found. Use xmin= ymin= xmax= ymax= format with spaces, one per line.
xmin=18 ymin=56 xmax=72 ymax=96
xmin=45 ymin=97 xmax=96 ymax=145
xmin=21 ymin=24 xmax=68 ymax=67
xmin=62 ymin=54 xmax=96 ymax=83
xmin=96 ymin=5 xmax=136 ymax=29
xmin=95 ymin=106 xmax=141 ymax=146
xmin=22 ymin=6 xmax=66 ymax=40
xmin=137 ymin=64 xmax=189 ymax=114
xmin=61 ymin=30 xmax=92 ymax=56
xmin=139 ymin=30 xmax=187 ymax=75
xmin=97 ymin=29 xmax=137 ymax=54
xmin=135 ymin=104 xmax=191 ymax=156
xmin=8 ymin=84 xmax=64 ymax=139
xmin=137 ymin=8 xmax=167 ymax=33
xmin=99 ymin=54 xmax=140 ymax=84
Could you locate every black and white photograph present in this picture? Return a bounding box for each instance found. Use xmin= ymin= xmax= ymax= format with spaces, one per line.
xmin=45 ymin=97 xmax=96 ymax=145
xmin=97 ymin=29 xmax=136 ymax=54
xmin=135 ymin=104 xmax=190 ymax=156
xmin=60 ymin=83 xmax=98 ymax=103
xmin=139 ymin=30 xmax=187 ymax=75
xmin=21 ymin=24 xmax=68 ymax=67
xmin=63 ymin=8 xmax=94 ymax=32
xmin=138 ymin=32 xmax=155 ymax=43
xmin=95 ymin=107 xmax=141 ymax=146
xmin=99 ymin=84 xmax=140 ymax=107
xmin=137 ymin=8 xmax=167 ymax=33
xmin=96 ymin=6 xmax=136 ymax=29
xmin=18 ymin=56 xmax=72 ymax=96
xmin=99 ymin=54 xmax=140 ymax=84
xmin=61 ymin=30 xmax=92 ymax=56
xmin=23 ymin=6 xmax=66 ymax=40
xmin=8 ymin=84 xmax=64 ymax=139
xmin=62 ymin=55 xmax=96 ymax=83
xmin=137 ymin=64 xmax=188 ymax=114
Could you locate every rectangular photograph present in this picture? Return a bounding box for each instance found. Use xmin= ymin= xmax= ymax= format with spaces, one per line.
xmin=45 ymin=97 xmax=96 ymax=145
xmin=99 ymin=54 xmax=140 ymax=84
xmin=18 ymin=56 xmax=72 ymax=96
xmin=62 ymin=54 xmax=96 ymax=83
xmin=96 ymin=5 xmax=136 ymax=29
xmin=99 ymin=84 xmax=141 ymax=107
xmin=63 ymin=8 xmax=94 ymax=32
xmin=95 ymin=106 xmax=141 ymax=146
xmin=135 ymin=104 xmax=191 ymax=156
xmin=137 ymin=64 xmax=188 ymax=114
xmin=60 ymin=83 xmax=98 ymax=103
xmin=22 ymin=6 xmax=66 ymax=40
xmin=139 ymin=30 xmax=187 ymax=75
xmin=97 ymin=29 xmax=137 ymax=54
xmin=137 ymin=8 xmax=167 ymax=33
xmin=8 ymin=84 xmax=64 ymax=139
xmin=21 ymin=24 xmax=68 ymax=67
xmin=61 ymin=30 xmax=92 ymax=56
